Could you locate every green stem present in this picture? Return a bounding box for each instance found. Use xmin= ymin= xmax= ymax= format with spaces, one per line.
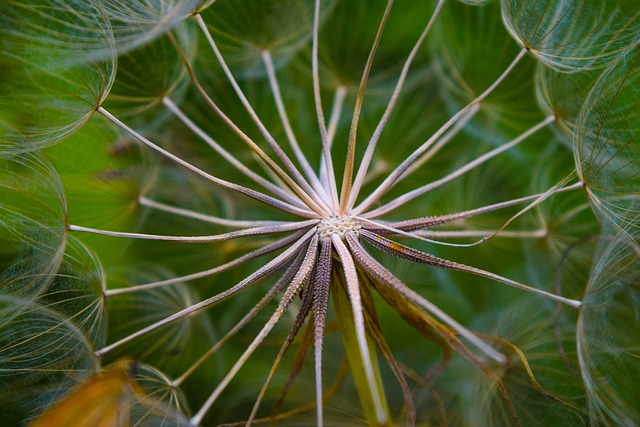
xmin=332 ymin=268 xmax=390 ymax=427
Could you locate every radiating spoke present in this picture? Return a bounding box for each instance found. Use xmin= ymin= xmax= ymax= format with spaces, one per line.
xmin=313 ymin=0 xmax=339 ymax=207
xmin=400 ymin=104 xmax=480 ymax=181
xmin=319 ymin=85 xmax=347 ymax=191
xmin=139 ymin=196 xmax=286 ymax=228
xmin=269 ymin=320 xmax=318 ymax=421
xmin=194 ymin=14 xmax=331 ymax=214
xmin=359 ymin=288 xmax=416 ymax=426
xmin=339 ymin=0 xmax=394 ymax=214
xmin=97 ymin=107 xmax=317 ymax=218
xmin=358 ymin=216 xmax=492 ymax=248
xmin=190 ymin=235 xmax=319 ymax=426
xmin=105 ymin=230 xmax=307 ymax=296
xmin=375 ymin=181 xmax=585 ymax=231
xmin=94 ymin=228 xmax=317 ymax=358
xmin=171 ymin=254 xmax=305 ymax=388
xmin=327 ymin=87 xmax=347 ymax=149
xmin=168 ymin=33 xmax=329 ymax=216
xmin=361 ymin=115 xmax=555 ymax=217
xmin=346 ymin=233 xmax=507 ymax=364
xmin=246 ymin=277 xmax=316 ymax=426
xmin=162 ymin=97 xmax=308 ymax=209
xmin=68 ymin=220 xmax=318 ymax=243
xmin=359 ymin=229 xmax=582 ymax=308
xmin=458 ymin=176 xmax=581 ymax=245
xmin=412 ymin=229 xmax=548 ymax=239
xmin=313 ymin=237 xmax=332 ymax=427
xmin=352 ymin=47 xmax=529 ymax=215
xmin=359 ymin=219 xmax=550 ymax=249
xmin=347 ymin=0 xmax=446 ymax=210
xmin=262 ymin=50 xmax=328 ymax=200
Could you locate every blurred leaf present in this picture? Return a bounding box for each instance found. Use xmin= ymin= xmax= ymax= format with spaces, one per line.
xmin=30 ymin=359 xmax=191 ymax=427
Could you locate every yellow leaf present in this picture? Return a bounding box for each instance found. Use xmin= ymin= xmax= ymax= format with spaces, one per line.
xmin=30 ymin=359 xmax=139 ymax=427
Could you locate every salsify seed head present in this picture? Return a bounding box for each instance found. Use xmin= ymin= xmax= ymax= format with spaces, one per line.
xmin=1 ymin=0 xmax=639 ymax=426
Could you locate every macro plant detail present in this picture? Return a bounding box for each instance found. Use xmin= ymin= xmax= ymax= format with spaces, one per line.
xmin=1 ymin=0 xmax=639 ymax=426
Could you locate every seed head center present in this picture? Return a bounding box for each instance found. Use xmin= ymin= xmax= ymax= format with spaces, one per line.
xmin=317 ymin=215 xmax=361 ymax=238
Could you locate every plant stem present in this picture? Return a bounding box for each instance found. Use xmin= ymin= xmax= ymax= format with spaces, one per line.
xmin=332 ymin=268 xmax=390 ymax=427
